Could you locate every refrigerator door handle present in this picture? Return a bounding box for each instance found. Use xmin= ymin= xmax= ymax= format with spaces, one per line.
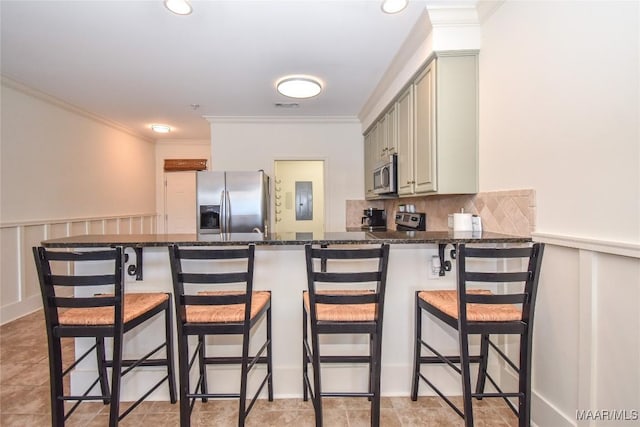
xmin=219 ymin=190 xmax=226 ymax=234
xmin=225 ymin=190 xmax=231 ymax=232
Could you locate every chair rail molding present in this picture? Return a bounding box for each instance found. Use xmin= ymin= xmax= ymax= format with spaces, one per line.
xmin=0 ymin=213 xmax=157 ymax=325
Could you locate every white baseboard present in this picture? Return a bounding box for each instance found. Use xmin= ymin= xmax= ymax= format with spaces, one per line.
xmin=0 ymin=294 xmax=42 ymax=325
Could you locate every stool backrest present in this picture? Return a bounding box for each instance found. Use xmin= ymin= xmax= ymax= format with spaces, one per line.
xmin=456 ymin=243 xmax=545 ymax=324
xmin=33 ymin=246 xmax=124 ymax=328
xmin=168 ymin=245 xmax=255 ymax=324
xmin=304 ymin=244 xmax=390 ymax=323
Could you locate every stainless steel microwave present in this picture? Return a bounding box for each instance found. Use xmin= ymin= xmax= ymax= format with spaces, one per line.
xmin=373 ymin=154 xmax=397 ymax=195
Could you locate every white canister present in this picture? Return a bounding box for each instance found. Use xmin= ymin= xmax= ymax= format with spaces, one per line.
xmin=453 ymin=213 xmax=473 ymax=231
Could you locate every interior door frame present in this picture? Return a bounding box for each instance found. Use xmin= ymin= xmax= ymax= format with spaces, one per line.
xmin=272 ymin=156 xmax=329 ymax=233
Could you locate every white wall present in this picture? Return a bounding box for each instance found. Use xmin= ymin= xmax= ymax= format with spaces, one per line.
xmin=479 ymin=0 xmax=639 ymax=243
xmin=0 ymin=79 xmax=157 ymax=323
xmin=154 ymin=139 xmax=211 ymax=233
xmin=478 ymin=2 xmax=640 ymax=426
xmin=1 ymin=81 xmax=156 ymax=223
xmin=207 ymin=118 xmax=363 ymax=232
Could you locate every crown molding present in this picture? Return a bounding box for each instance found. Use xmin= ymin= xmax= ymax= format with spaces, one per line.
xmin=1 ymin=75 xmax=153 ymax=143
xmin=204 ymin=116 xmax=360 ymax=124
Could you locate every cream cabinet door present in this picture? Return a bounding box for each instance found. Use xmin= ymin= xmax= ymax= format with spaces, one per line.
xmin=385 ymin=104 xmax=397 ymax=156
xmin=363 ymin=130 xmax=375 ymax=199
xmin=396 ymin=86 xmax=414 ymax=196
xmin=413 ymin=61 xmax=436 ymax=193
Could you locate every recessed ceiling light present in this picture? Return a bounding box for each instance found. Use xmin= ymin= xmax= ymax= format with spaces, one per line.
xmin=276 ymin=76 xmax=322 ymax=99
xmin=164 ymin=0 xmax=192 ymax=15
xmin=381 ymin=0 xmax=408 ymax=14
xmin=151 ymin=124 xmax=171 ymax=133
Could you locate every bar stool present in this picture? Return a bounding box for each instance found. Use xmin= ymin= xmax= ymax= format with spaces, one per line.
xmin=168 ymin=244 xmax=273 ymax=427
xmin=410 ymin=243 xmax=545 ymax=427
xmin=32 ymin=246 xmax=177 ymax=427
xmin=302 ymin=243 xmax=390 ymax=427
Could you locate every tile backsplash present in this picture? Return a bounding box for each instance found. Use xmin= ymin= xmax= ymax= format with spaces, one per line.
xmin=346 ymin=189 xmax=535 ymax=236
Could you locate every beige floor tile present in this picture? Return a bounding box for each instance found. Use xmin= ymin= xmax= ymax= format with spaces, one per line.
xmin=0 ymin=413 xmax=52 ymax=427
xmin=348 ymin=407 xmax=402 ymax=427
xmin=0 ymin=309 xmax=534 ymax=427
xmin=0 ymin=384 xmax=51 ymax=414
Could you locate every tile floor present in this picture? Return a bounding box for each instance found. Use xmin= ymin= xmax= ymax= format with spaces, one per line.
xmin=0 ymin=310 xmax=518 ymax=426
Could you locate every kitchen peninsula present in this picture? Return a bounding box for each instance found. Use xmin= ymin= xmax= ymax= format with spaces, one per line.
xmin=42 ymin=231 xmax=530 ymax=400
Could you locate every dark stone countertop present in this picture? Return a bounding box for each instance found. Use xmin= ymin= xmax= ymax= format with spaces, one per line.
xmin=41 ymin=231 xmax=531 ymax=248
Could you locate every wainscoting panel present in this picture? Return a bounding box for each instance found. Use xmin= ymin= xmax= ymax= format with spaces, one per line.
xmin=0 ymin=227 xmax=20 ymax=307
xmin=22 ymin=225 xmax=46 ymax=301
xmin=528 ymin=233 xmax=640 ymax=427
xmin=0 ymin=214 xmax=156 ymax=324
xmin=89 ymin=219 xmax=104 ymax=234
xmin=71 ymin=221 xmax=87 ymax=236
xmin=105 ymin=218 xmax=118 ymax=234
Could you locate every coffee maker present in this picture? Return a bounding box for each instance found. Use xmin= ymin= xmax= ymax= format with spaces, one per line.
xmin=361 ymin=208 xmax=387 ymax=231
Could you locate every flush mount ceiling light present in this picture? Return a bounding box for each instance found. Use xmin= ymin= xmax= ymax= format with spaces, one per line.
xmin=151 ymin=124 xmax=171 ymax=133
xmin=381 ymin=0 xmax=408 ymax=14
xmin=164 ymin=0 xmax=192 ymax=15
xmin=276 ymin=76 xmax=322 ymax=99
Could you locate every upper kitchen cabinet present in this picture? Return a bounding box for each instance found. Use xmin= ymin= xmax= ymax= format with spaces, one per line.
xmin=396 ymin=86 xmax=413 ymax=196
xmin=379 ymin=105 xmax=397 ymax=160
xmin=401 ymin=51 xmax=478 ymax=196
xmin=363 ymin=125 xmax=376 ymax=199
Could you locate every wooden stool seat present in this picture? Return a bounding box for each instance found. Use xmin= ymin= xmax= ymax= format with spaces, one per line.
xmin=418 ymin=290 xmax=522 ymax=322
xmin=186 ymin=291 xmax=271 ymax=323
xmin=59 ymin=293 xmax=169 ymax=325
xmin=303 ymin=290 xmax=377 ymax=322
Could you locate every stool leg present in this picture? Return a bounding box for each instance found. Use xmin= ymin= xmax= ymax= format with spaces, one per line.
xmin=109 ymin=331 xmax=124 ymax=427
xmin=164 ymin=301 xmax=177 ymax=404
xmin=310 ymin=328 xmax=323 ymax=427
xmin=368 ymin=334 xmax=374 ymax=402
xmin=519 ymin=331 xmax=533 ymax=427
xmin=48 ymin=334 xmax=65 ymax=427
xmin=267 ymin=305 xmax=274 ymax=401
xmin=96 ymin=337 xmax=110 ymax=405
xmin=371 ymin=332 xmax=383 ymax=427
xmin=198 ymin=335 xmax=208 ymax=402
xmin=410 ymin=294 xmax=421 ymax=401
xmin=238 ymin=329 xmax=250 ymax=427
xmin=302 ymin=303 xmax=309 ymax=402
xmin=475 ymin=334 xmax=490 ymax=398
xmin=458 ymin=328 xmax=474 ymax=427
xmin=178 ymin=333 xmax=191 ymax=427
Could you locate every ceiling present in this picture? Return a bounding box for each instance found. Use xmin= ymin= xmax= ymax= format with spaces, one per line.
xmin=1 ymin=0 xmax=434 ymax=140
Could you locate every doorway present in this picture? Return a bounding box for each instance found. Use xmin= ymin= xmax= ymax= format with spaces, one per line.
xmin=274 ymin=160 xmax=325 ymax=233
xmin=164 ymin=171 xmax=197 ymax=233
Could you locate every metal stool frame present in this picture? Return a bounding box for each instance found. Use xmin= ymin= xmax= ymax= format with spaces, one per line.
xmin=33 ymin=246 xmax=177 ymax=427
xmin=411 ymin=243 xmax=545 ymax=427
xmin=302 ymin=243 xmax=390 ymax=427
xmin=168 ymin=244 xmax=273 ymax=427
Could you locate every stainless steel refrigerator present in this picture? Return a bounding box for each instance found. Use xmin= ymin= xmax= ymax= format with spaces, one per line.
xmin=196 ymin=170 xmax=270 ymax=234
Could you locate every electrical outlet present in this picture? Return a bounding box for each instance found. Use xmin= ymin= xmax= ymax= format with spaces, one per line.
xmin=428 ymin=255 xmax=441 ymax=279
